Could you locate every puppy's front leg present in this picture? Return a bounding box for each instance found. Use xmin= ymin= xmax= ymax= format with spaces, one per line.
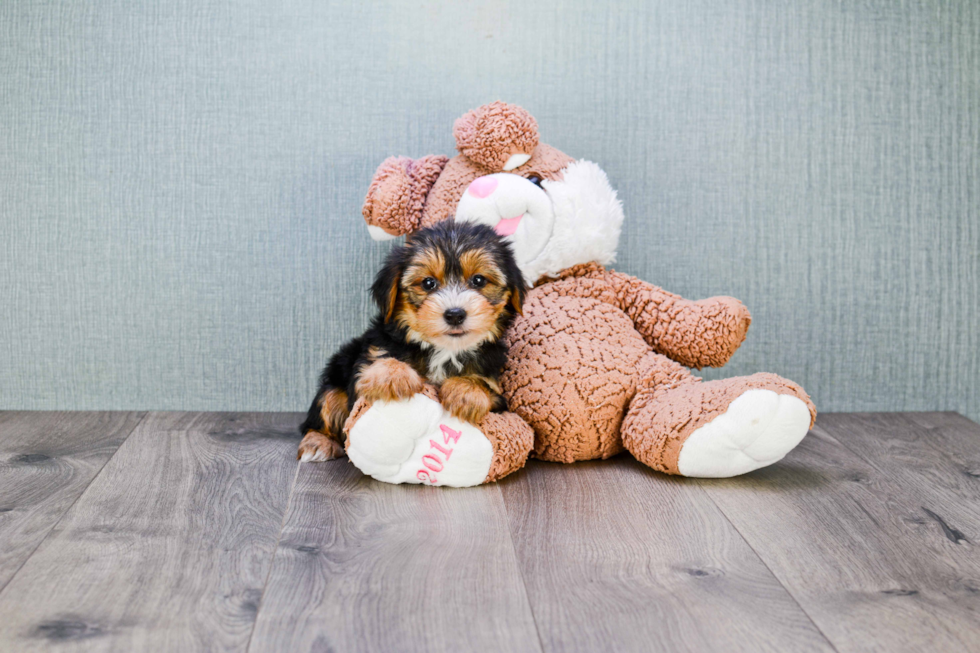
xmin=355 ymin=358 xmax=424 ymax=403
xmin=298 ymin=432 xmax=345 ymax=462
xmin=439 ymin=377 xmax=495 ymax=424
xmin=298 ymin=388 xmax=349 ymax=462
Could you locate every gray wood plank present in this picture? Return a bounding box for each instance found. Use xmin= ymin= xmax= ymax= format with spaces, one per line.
xmin=0 ymin=411 xmax=301 ymax=652
xmin=248 ymin=459 xmax=543 ymax=653
xmin=698 ymin=416 xmax=980 ymax=653
xmin=821 ymin=412 xmax=980 ymax=536
xmin=0 ymin=411 xmax=145 ymax=591
xmin=500 ymin=457 xmax=834 ymax=653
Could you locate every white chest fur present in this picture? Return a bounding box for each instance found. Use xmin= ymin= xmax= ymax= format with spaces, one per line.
xmin=426 ymin=347 xmax=465 ymax=382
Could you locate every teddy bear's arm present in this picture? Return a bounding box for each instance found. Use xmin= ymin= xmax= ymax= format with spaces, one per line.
xmin=606 ymin=271 xmax=752 ymax=369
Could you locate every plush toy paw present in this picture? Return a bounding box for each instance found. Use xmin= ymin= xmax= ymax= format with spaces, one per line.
xmin=342 ymin=388 xmax=534 ymax=487
xmin=622 ymin=373 xmax=816 ymax=478
xmin=344 ymin=393 xmax=494 ymax=487
xmin=674 ymin=388 xmax=812 ymax=477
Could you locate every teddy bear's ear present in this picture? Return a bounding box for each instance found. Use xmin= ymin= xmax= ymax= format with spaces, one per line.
xmin=453 ymin=102 xmax=539 ymax=172
xmin=362 ymin=155 xmax=449 ymax=240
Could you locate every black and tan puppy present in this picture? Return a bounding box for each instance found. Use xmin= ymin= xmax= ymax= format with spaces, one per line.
xmin=298 ymin=221 xmax=526 ymax=462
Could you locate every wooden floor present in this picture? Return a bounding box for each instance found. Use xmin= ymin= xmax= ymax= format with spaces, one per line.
xmin=0 ymin=412 xmax=978 ymax=652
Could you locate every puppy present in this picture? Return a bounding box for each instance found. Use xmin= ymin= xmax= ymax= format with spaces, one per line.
xmin=298 ymin=220 xmax=526 ymax=462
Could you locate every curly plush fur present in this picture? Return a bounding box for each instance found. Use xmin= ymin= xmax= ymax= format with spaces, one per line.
xmin=345 ymin=102 xmax=816 ymax=483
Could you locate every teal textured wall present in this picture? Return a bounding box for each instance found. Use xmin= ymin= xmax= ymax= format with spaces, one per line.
xmin=1 ymin=0 xmax=978 ymax=420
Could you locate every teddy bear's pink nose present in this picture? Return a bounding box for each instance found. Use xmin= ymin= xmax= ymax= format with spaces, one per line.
xmin=466 ymin=176 xmax=498 ymax=199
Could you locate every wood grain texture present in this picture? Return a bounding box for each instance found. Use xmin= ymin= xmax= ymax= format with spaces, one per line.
xmin=0 ymin=411 xmax=145 ymax=592
xmin=698 ymin=418 xmax=980 ymax=653
xmin=821 ymin=412 xmax=980 ymax=537
xmin=248 ymin=459 xmax=542 ymax=653
xmin=0 ymin=412 xmax=301 ymax=652
xmin=499 ymin=457 xmax=834 ymax=653
xmin=2 ymin=411 xmax=979 ymax=652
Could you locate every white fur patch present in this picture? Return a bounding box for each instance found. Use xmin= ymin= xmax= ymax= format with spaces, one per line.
xmin=525 ymin=160 xmax=624 ymax=282
xmin=676 ymin=389 xmax=811 ymax=478
xmin=426 ymin=347 xmax=464 ymax=381
xmin=346 ymin=394 xmax=494 ymax=487
xmin=427 ymin=286 xmax=482 ymax=324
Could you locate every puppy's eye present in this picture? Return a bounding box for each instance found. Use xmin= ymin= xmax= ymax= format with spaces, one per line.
xmin=527 ymin=175 xmax=543 ymax=187
xmin=471 ymin=275 xmax=488 ymax=289
xmin=421 ymin=277 xmax=438 ymax=291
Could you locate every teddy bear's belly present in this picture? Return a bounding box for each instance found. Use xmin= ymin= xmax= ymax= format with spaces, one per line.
xmin=502 ymin=294 xmax=652 ymax=463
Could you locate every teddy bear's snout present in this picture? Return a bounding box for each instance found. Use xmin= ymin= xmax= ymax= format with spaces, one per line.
xmin=456 ymin=174 xmax=557 ymax=280
xmin=457 ymin=174 xmax=552 ymax=239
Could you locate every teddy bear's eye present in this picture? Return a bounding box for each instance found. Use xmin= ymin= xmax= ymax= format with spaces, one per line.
xmin=421 ymin=277 xmax=438 ymax=291
xmin=526 ymin=175 xmax=543 ymax=187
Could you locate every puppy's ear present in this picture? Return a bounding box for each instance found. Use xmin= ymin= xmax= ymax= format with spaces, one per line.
xmin=371 ymin=246 xmax=409 ymax=322
xmin=509 ymin=284 xmax=526 ymax=315
xmin=502 ymin=251 xmax=527 ymax=315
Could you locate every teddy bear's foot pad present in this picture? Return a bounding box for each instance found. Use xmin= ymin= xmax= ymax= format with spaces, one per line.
xmin=346 ymin=394 xmax=494 ymax=487
xmin=676 ymin=389 xmax=811 ymax=478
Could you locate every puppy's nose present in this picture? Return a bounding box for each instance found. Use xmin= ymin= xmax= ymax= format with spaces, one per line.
xmin=443 ymin=308 xmax=467 ymax=326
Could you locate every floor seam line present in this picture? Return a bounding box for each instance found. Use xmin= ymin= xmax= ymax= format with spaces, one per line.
xmin=810 ymin=421 xmax=896 ymax=478
xmin=694 ymin=478 xmax=842 ymax=653
xmin=497 ymin=482 xmax=548 ymax=653
xmin=244 ymin=454 xmax=302 ymax=653
xmin=0 ymin=410 xmax=150 ymax=599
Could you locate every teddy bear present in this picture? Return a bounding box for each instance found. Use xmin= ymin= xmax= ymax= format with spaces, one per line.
xmin=309 ymin=101 xmax=816 ymax=487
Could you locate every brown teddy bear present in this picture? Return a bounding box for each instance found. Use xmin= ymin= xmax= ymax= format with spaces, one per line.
xmin=305 ymin=101 xmax=815 ymax=486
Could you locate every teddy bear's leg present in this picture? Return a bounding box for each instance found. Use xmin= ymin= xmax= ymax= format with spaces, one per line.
xmin=622 ymin=354 xmax=816 ymax=478
xmin=341 ymin=385 xmax=533 ymax=487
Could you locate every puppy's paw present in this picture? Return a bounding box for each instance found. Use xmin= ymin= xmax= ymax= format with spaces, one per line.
xmin=298 ymin=431 xmax=345 ymax=462
xmin=439 ymin=378 xmax=493 ymax=425
xmin=356 ymin=358 xmax=424 ymax=403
